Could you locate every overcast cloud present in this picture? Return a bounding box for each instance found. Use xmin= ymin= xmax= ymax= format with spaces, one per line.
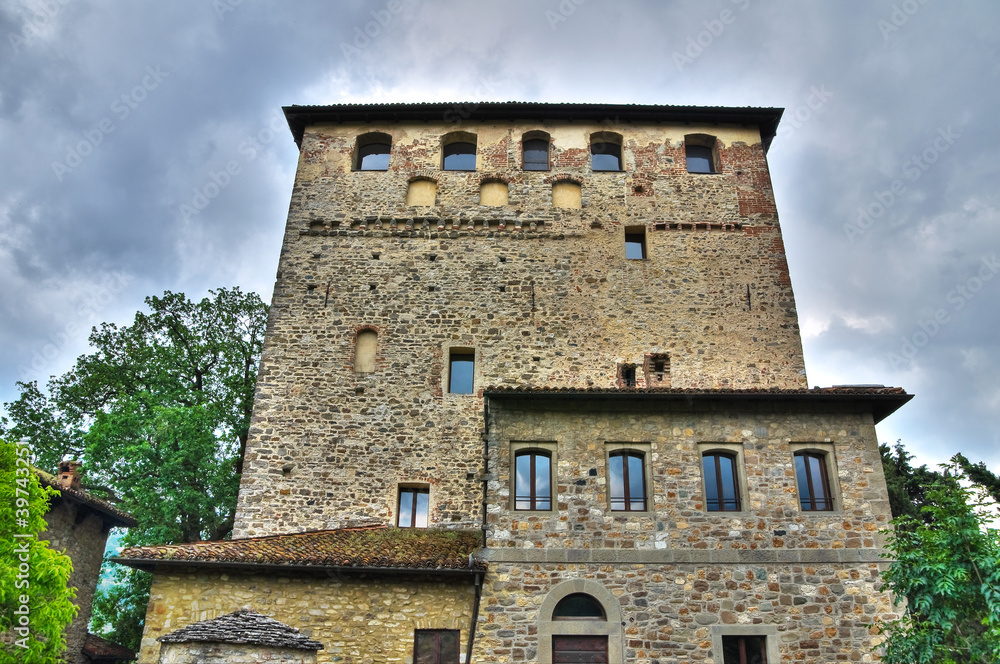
xmin=2 ymin=0 xmax=998 ymax=473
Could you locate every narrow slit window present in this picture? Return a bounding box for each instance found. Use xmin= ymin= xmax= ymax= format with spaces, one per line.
xmin=448 ymin=350 xmax=475 ymax=394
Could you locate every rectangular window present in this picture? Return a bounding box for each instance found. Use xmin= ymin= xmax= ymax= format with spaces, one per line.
xmin=722 ymin=635 xmax=768 ymax=664
xmin=703 ymin=452 xmax=742 ymax=511
xmin=624 ymin=226 xmax=646 ymax=259
xmin=448 ymin=349 xmax=475 ymax=394
xmin=643 ymin=353 xmax=670 ymax=386
xmin=515 ymin=451 xmax=552 ymax=510
xmin=415 ymin=629 xmax=459 ymax=664
xmin=794 ymin=452 xmax=834 ymax=511
xmin=608 ymin=451 xmax=647 ymax=511
xmin=398 ymin=487 xmax=429 ymax=528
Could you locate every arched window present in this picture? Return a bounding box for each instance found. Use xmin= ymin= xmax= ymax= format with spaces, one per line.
xmin=514 ymin=450 xmax=551 ymax=511
xmin=354 ymin=132 xmax=391 ymax=171
xmin=591 ymin=132 xmax=623 ymax=171
xmin=553 ymin=593 xmax=606 ymax=620
xmin=794 ymin=451 xmax=833 ymax=511
xmin=522 ymin=132 xmax=550 ymax=171
xmin=354 ymin=329 xmax=377 ymax=373
xmin=703 ymin=451 xmax=741 ymax=511
xmin=608 ymin=451 xmax=646 ymax=511
xmin=685 ymin=134 xmax=718 ymax=174
xmin=442 ymin=132 xmax=477 ymax=170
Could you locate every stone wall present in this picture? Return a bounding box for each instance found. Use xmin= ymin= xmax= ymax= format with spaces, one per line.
xmin=234 ymin=119 xmax=806 ymax=538
xmin=42 ymin=498 xmax=109 ymax=664
xmin=138 ymin=570 xmax=477 ymax=664
xmin=158 ymin=642 xmax=317 ymax=664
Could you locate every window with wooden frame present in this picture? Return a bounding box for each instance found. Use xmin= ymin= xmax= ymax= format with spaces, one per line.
xmin=522 ymin=132 xmax=550 ymax=171
xmin=608 ymin=451 xmax=647 ymax=512
xmin=514 ymin=450 xmax=552 ymax=511
xmin=794 ymin=451 xmax=834 ymax=511
xmin=721 ymin=634 xmax=768 ymax=664
xmin=414 ymin=629 xmax=459 ymax=664
xmin=702 ymin=450 xmax=742 ymax=512
xmin=397 ymin=486 xmax=429 ymax=528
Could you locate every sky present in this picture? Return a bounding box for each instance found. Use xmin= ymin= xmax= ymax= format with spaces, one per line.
xmin=1 ymin=0 xmax=998 ymax=475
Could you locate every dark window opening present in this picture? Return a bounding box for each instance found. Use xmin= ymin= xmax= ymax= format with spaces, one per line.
xmin=625 ymin=227 xmax=646 ymax=260
xmin=448 ymin=350 xmax=474 ymax=394
xmin=609 ymin=451 xmax=646 ymax=511
xmin=591 ymin=142 xmax=622 ymax=171
xmin=644 ymin=354 xmax=670 ymax=385
xmin=553 ymin=593 xmax=607 ymax=620
xmin=515 ymin=451 xmax=551 ymax=511
xmin=619 ymin=363 xmax=637 ymax=388
xmin=523 ymin=138 xmax=550 ymax=170
xmin=686 ymin=144 xmax=715 ymax=174
xmin=443 ymin=142 xmax=476 ymax=170
xmin=357 ymin=142 xmax=391 ymax=171
xmin=415 ymin=629 xmax=459 ymax=664
xmin=703 ymin=452 xmax=741 ymax=511
xmin=398 ymin=487 xmax=429 ymax=528
xmin=553 ymin=635 xmax=608 ymax=664
xmin=795 ymin=452 xmax=833 ymax=511
xmin=722 ymin=635 xmax=768 ymax=664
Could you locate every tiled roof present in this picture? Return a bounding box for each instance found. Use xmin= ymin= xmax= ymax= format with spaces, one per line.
xmin=158 ymin=608 xmax=323 ymax=650
xmin=83 ymin=632 xmax=136 ymax=661
xmin=36 ymin=470 xmax=137 ymax=528
xmin=483 ymin=385 xmax=912 ymax=424
xmin=115 ymin=526 xmax=485 ymax=574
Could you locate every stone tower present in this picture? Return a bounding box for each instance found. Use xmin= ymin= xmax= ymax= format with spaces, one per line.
xmin=124 ymin=103 xmax=910 ymax=664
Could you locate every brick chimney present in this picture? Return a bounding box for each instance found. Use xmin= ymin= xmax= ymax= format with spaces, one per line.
xmin=57 ymin=460 xmax=82 ymax=490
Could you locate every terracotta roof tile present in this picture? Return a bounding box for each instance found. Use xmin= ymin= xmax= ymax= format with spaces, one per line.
xmin=115 ymin=526 xmax=485 ymax=573
xmin=36 ymin=470 xmax=137 ymax=528
xmin=158 ymin=608 xmax=323 ymax=650
xmin=83 ymin=632 xmax=136 ymax=661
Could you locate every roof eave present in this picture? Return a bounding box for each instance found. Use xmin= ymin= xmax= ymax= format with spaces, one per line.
xmin=112 ymin=557 xmax=486 ymax=578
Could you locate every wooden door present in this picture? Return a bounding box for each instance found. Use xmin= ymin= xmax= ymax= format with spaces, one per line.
xmin=552 ymin=635 xmax=608 ymax=663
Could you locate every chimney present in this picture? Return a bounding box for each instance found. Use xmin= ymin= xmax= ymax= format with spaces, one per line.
xmin=57 ymin=461 xmax=82 ymax=491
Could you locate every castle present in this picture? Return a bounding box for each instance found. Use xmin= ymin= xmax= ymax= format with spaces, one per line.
xmin=119 ymin=102 xmax=910 ymax=663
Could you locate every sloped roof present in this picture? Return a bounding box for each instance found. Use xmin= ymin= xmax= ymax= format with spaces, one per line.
xmin=158 ymin=608 xmax=323 ymax=651
xmin=483 ymin=385 xmax=912 ymax=424
xmin=36 ymin=470 xmax=137 ymax=528
xmin=83 ymin=632 xmax=136 ymax=661
xmin=115 ymin=526 xmax=485 ymax=575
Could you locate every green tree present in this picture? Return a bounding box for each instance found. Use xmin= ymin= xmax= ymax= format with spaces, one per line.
xmin=0 ymin=288 xmax=268 ymax=650
xmin=880 ymin=465 xmax=1000 ymax=664
xmin=880 ymin=440 xmax=951 ymax=523
xmin=0 ymin=439 xmax=77 ymax=664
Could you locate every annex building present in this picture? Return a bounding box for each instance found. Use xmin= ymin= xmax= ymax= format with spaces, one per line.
xmin=118 ymin=102 xmax=911 ymax=664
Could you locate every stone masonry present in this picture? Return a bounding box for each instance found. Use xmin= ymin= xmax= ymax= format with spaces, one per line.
xmin=128 ymin=103 xmax=909 ymax=664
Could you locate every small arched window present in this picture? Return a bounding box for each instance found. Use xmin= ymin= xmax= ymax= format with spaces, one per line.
xmin=354 ymin=329 xmax=377 ymax=373
xmin=354 ymin=132 xmax=391 ymax=171
xmin=685 ymin=134 xmax=718 ymax=174
xmin=514 ymin=450 xmax=551 ymax=511
xmin=703 ymin=451 xmax=741 ymax=511
xmin=608 ymin=451 xmax=646 ymax=511
xmin=522 ymin=132 xmax=550 ymax=171
xmin=553 ymin=593 xmax=606 ymax=620
xmin=591 ymin=132 xmax=623 ymax=171
xmin=794 ymin=451 xmax=833 ymax=511
xmin=442 ymin=132 xmax=477 ymax=170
